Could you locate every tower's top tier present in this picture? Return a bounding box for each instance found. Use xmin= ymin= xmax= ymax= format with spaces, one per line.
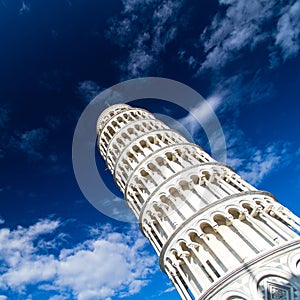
xmin=96 ymin=104 xmax=131 ymax=133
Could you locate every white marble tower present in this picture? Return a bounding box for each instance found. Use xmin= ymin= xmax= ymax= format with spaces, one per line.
xmin=96 ymin=104 xmax=300 ymax=300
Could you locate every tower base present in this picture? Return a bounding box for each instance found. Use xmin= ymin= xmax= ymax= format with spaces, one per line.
xmin=200 ymin=240 xmax=300 ymax=300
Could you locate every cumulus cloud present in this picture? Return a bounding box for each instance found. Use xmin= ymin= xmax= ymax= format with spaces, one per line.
xmin=0 ymin=219 xmax=157 ymax=300
xmin=107 ymin=0 xmax=185 ymax=78
xmin=77 ymin=80 xmax=103 ymax=103
xmin=9 ymin=128 xmax=48 ymax=159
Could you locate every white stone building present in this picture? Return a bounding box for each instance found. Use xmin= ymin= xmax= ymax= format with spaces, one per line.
xmin=96 ymin=104 xmax=300 ymax=300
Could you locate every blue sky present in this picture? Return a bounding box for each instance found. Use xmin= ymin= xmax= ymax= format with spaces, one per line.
xmin=0 ymin=0 xmax=300 ymax=299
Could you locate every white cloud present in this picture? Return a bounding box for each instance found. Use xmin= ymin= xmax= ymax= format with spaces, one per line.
xmin=107 ymin=0 xmax=184 ymax=78
xmin=19 ymin=1 xmax=30 ymax=15
xmin=198 ymin=0 xmax=300 ymax=73
xmin=156 ymin=281 xmax=176 ymax=297
xmin=170 ymin=85 xmax=289 ymax=182
xmin=209 ymin=71 xmax=273 ymax=114
xmin=77 ymin=80 xmax=103 ymax=103
xmin=224 ymin=126 xmax=290 ymax=185
xmin=0 ymin=217 xmax=4 ymax=225
xmin=239 ymin=145 xmax=282 ymax=184
xmin=0 ymin=296 xmax=7 ymax=300
xmin=48 ymin=296 xmax=68 ymax=300
xmin=9 ymin=128 xmax=48 ymax=159
xmin=274 ymin=0 xmax=300 ymax=61
xmin=198 ymin=0 xmax=275 ymax=72
xmin=178 ymin=95 xmax=222 ymax=139
xmin=161 ymin=286 xmax=176 ymax=294
xmin=0 ymin=219 xmax=157 ymax=300
xmin=176 ymin=2 xmax=286 ymax=120
xmin=125 ymin=48 xmax=155 ymax=78
xmin=121 ymin=0 xmax=155 ymax=13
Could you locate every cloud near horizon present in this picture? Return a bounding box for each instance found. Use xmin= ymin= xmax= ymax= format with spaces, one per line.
xmin=0 ymin=219 xmax=157 ymax=300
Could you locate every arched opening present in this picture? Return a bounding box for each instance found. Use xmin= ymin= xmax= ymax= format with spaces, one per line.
xmin=140 ymin=169 xmax=149 ymax=177
xmin=179 ymin=180 xmax=189 ymax=191
xmin=121 ymin=132 xmax=129 ymax=140
xmin=169 ymin=187 xmax=180 ymax=198
xmin=213 ymin=214 xmax=227 ymax=226
xmin=155 ymin=156 xmax=165 ymax=166
xmin=191 ymin=175 xmax=200 ymax=185
xmin=228 ymin=208 xmax=240 ymax=220
xmin=242 ymin=203 xmax=254 ymax=214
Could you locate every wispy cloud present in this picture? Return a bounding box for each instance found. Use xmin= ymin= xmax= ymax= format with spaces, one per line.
xmin=272 ymin=0 xmax=300 ymax=66
xmin=207 ymin=70 xmax=273 ymax=115
xmin=125 ymin=48 xmax=155 ymax=78
xmin=0 ymin=219 xmax=157 ymax=300
xmin=239 ymin=145 xmax=283 ymax=185
xmin=158 ymin=282 xmax=176 ymax=295
xmin=45 ymin=116 xmax=61 ymax=130
xmin=76 ymin=80 xmax=103 ymax=103
xmin=19 ymin=0 xmax=30 ymax=15
xmin=107 ymin=0 xmax=185 ymax=78
xmin=196 ymin=0 xmax=300 ymax=73
xmin=0 ymin=107 xmax=9 ymax=128
xmin=176 ymin=95 xmax=222 ymax=145
xmin=5 ymin=123 xmax=66 ymax=172
xmin=9 ymin=128 xmax=48 ymax=159
xmin=175 ymin=1 xmax=300 ymax=116
xmin=224 ymin=125 xmax=291 ymax=185
xmin=198 ymin=0 xmax=274 ymax=72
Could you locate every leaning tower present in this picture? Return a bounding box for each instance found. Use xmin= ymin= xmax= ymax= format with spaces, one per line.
xmin=96 ymin=104 xmax=300 ymax=300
